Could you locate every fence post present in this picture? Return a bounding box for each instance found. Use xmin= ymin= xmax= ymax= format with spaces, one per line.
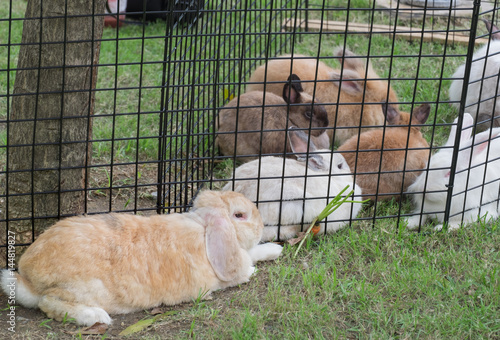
xmin=443 ymin=0 xmax=483 ymax=226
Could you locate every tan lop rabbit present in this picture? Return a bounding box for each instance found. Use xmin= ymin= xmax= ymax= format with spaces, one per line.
xmin=246 ymin=47 xmax=399 ymax=144
xmin=337 ymin=103 xmax=430 ymax=201
xmin=217 ymin=74 xmax=329 ymax=161
xmin=1 ymin=191 xmax=283 ymax=326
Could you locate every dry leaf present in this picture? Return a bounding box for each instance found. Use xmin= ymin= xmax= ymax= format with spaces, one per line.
xmin=149 ymin=307 xmax=164 ymax=315
xmin=287 ymin=232 xmax=307 ymax=246
xmin=69 ymin=322 xmax=107 ymax=335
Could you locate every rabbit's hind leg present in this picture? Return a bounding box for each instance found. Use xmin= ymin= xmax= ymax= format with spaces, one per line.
xmin=38 ymin=293 xmax=112 ymax=326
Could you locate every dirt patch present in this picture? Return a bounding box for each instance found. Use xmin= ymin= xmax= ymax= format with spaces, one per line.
xmin=85 ymin=163 xmax=160 ymax=214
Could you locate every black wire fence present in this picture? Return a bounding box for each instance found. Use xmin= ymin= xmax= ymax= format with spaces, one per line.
xmin=1 ymin=0 xmax=500 ymax=264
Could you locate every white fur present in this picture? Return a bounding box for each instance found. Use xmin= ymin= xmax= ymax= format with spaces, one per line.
xmin=449 ymin=40 xmax=500 ymax=122
xmin=248 ymin=243 xmax=283 ymax=263
xmin=407 ymin=113 xmax=500 ymax=231
xmin=223 ymin=132 xmax=363 ymax=241
xmin=1 ymin=270 xmax=40 ymax=308
xmin=75 ymin=307 xmax=112 ymax=326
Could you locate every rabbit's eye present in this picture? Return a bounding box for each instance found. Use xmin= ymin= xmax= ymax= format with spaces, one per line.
xmin=304 ymin=110 xmax=313 ymax=119
xmin=234 ymin=212 xmax=246 ymax=219
xmin=337 ymin=162 xmax=344 ymax=169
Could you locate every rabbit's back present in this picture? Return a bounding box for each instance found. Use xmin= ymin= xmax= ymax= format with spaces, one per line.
xmin=246 ymin=53 xmax=399 ymax=144
xmin=247 ymin=55 xmax=333 ymax=95
xmin=338 ymin=127 xmax=429 ymax=200
xmin=225 ymin=155 xmax=360 ymax=229
xmin=450 ymin=41 xmax=500 ymax=127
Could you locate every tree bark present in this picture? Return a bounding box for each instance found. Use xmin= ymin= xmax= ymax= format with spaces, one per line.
xmin=7 ymin=0 xmax=106 ymax=240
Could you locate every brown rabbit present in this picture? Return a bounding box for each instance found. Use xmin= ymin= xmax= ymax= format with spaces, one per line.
xmin=246 ymin=47 xmax=399 ymax=145
xmin=217 ymin=74 xmax=329 ymax=161
xmin=337 ymin=104 xmax=431 ymax=201
xmin=0 ymin=190 xmax=283 ymax=325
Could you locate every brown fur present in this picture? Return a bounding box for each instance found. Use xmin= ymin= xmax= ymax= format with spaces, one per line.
xmin=337 ymin=104 xmax=431 ymax=201
xmin=217 ymin=84 xmax=329 ymax=161
xmin=7 ymin=191 xmax=268 ymax=324
xmin=246 ymin=48 xmax=399 ymax=144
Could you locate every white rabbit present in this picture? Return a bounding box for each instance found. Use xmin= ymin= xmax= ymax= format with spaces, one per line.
xmin=449 ymin=19 xmax=500 ymax=130
xmin=223 ymin=127 xmax=363 ymax=241
xmin=0 ymin=190 xmax=283 ymax=326
xmin=406 ymin=113 xmax=500 ymax=231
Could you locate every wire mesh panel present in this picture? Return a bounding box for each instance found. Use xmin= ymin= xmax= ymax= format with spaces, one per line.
xmin=212 ymin=0 xmax=500 ymax=239
xmin=157 ymin=0 xmax=306 ymax=212
xmin=1 ymin=0 xmax=500 ymax=265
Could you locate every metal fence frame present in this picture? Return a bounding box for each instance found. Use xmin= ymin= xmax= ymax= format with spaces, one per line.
xmin=1 ymin=0 xmax=499 ymax=264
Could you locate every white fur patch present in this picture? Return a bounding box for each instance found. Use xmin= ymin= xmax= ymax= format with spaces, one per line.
xmin=74 ymin=306 xmax=112 ymax=326
xmin=1 ymin=270 xmax=40 ymax=308
xmin=248 ymin=243 xmax=283 ymax=263
xmin=247 ymin=266 xmax=256 ymax=278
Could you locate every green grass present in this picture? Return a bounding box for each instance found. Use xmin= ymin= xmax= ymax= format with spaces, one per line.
xmin=139 ymin=220 xmax=499 ymax=339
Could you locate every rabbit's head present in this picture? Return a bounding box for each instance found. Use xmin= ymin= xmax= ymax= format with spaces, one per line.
xmin=287 ymin=126 xmax=352 ymax=175
xmin=283 ymin=74 xmax=329 ymax=137
xmin=287 ymin=126 xmax=332 ymax=171
xmin=192 ymin=190 xmax=263 ymax=250
xmin=408 ymin=114 xmax=475 ymax=200
xmin=191 ymin=190 xmax=263 ymax=282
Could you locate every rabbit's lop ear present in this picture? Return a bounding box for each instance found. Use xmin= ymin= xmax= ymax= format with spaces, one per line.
xmin=446 ymin=114 xmax=474 ymax=147
xmin=483 ymin=18 xmax=500 ymax=41
xmin=283 ymin=74 xmax=303 ymax=104
xmin=194 ymin=191 xmax=242 ymax=282
xmin=288 ymin=127 xmax=325 ymax=170
xmin=205 ymin=209 xmax=241 ymax=282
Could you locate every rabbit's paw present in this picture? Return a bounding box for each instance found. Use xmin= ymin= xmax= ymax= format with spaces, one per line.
xmin=247 ymin=266 xmax=256 ymax=277
xmin=248 ymin=243 xmax=283 ymax=263
xmin=75 ymin=307 xmax=112 ymax=326
xmin=434 ymin=224 xmax=444 ymax=232
xmin=434 ymin=223 xmax=460 ymax=232
xmin=405 ymin=216 xmax=422 ymax=230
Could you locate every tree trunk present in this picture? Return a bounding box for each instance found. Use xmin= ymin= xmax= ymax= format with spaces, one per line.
xmin=7 ymin=0 xmax=106 ymax=241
